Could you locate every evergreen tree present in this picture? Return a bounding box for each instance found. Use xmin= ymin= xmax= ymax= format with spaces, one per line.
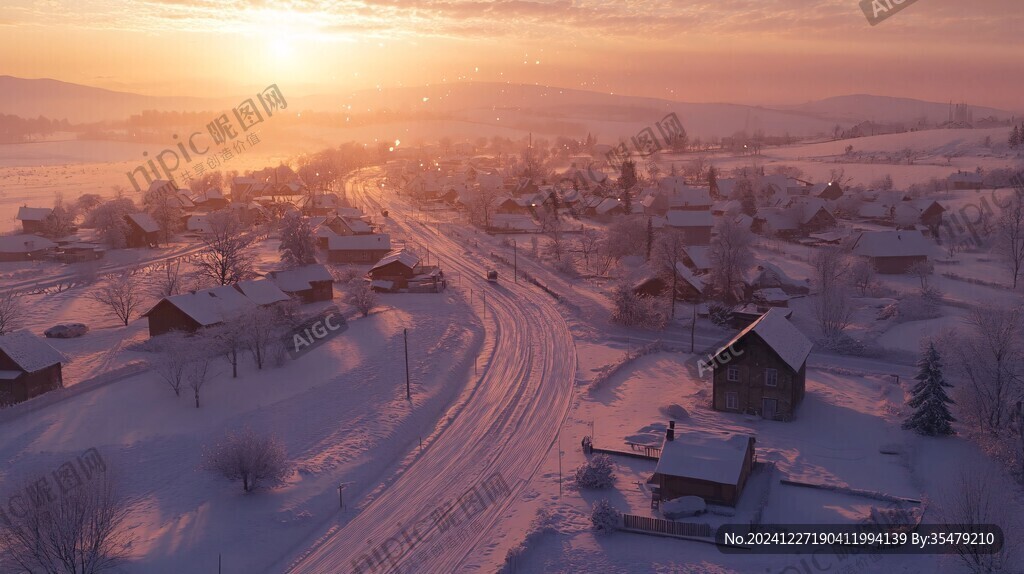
xmin=707 ymin=165 xmax=719 ymax=198
xmin=902 ymin=342 xmax=956 ymax=436
xmin=278 ymin=213 xmax=318 ymax=266
xmin=1011 ymin=125 xmax=1021 ymax=149
xmin=740 ymin=188 xmax=757 ymax=217
xmin=619 ymin=159 xmax=638 ymax=192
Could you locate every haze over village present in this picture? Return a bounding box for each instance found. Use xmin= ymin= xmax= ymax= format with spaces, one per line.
xmin=0 ymin=1 xmax=1023 ymax=573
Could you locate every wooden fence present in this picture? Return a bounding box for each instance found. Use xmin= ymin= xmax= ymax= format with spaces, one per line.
xmin=621 ymin=514 xmax=712 ymax=539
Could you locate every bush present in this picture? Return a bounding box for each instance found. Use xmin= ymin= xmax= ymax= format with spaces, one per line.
xmin=707 ymin=301 xmax=732 ymax=326
xmin=574 ymin=454 xmax=615 ymax=489
xmin=610 ymin=283 xmax=667 ymax=329
xmin=591 ymin=499 xmax=621 ymax=533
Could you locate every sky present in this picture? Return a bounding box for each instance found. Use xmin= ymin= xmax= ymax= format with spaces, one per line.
xmin=1 ymin=0 xmax=1023 ymax=109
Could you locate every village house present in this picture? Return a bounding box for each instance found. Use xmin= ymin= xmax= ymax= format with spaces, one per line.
xmin=712 ymin=307 xmax=813 ymax=421
xmin=650 ymin=422 xmax=756 ymax=507
xmin=851 ymin=230 xmax=935 ymax=274
xmin=894 ymin=200 xmax=945 ymax=233
xmin=947 ymin=171 xmax=984 ymax=191
xmin=266 ymin=264 xmax=334 ymax=303
xmin=125 ymin=212 xmax=161 ymax=247
xmin=680 ymin=245 xmax=712 ymax=274
xmin=0 ymin=330 xmax=65 ymax=406
xmin=233 ymin=279 xmax=291 ymax=306
xmin=368 ymin=249 xmax=421 ymax=291
xmin=0 ymin=234 xmax=57 ymax=262
xmin=327 ymin=234 xmax=393 ymax=264
xmin=665 ymin=210 xmax=714 ymax=245
xmin=809 ymin=181 xmax=844 ymax=201
xmin=193 ymin=188 xmax=229 ymax=210
xmin=142 ymin=285 xmax=258 ymax=337
xmin=16 ymin=206 xmax=54 ymax=234
xmin=633 ymin=263 xmax=705 ymax=303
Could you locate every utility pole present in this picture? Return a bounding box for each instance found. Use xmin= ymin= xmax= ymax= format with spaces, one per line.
xmin=338 ymin=484 xmax=345 ymax=509
xmin=404 ymin=328 xmax=411 ymax=400
xmin=512 ymin=238 xmax=518 ymax=283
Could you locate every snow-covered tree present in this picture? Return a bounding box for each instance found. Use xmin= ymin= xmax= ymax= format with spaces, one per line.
xmin=902 ymin=343 xmax=956 ymax=436
xmin=709 ymin=217 xmax=753 ymax=303
xmin=590 ymin=499 xmax=621 ymax=534
xmin=347 ymin=280 xmax=377 ymax=317
xmin=83 ymin=198 xmax=135 ymax=248
xmin=245 ymin=306 xmax=280 ymax=370
xmin=187 ymin=350 xmax=213 ymax=408
xmin=201 ymin=427 xmax=288 ymax=493
xmin=575 ymin=454 xmax=615 ymax=489
xmin=89 ymin=270 xmax=144 ymax=326
xmin=211 ymin=317 xmax=247 ymax=378
xmin=811 ymin=248 xmax=854 ymax=340
xmin=278 ymin=213 xmax=318 ymax=267
xmin=850 ymin=258 xmax=877 ymax=296
xmin=651 ymin=230 xmax=689 ymax=319
xmin=610 ymin=282 xmax=667 ymax=329
xmin=995 ymin=191 xmax=1024 ymax=289
xmin=154 ymin=333 xmax=189 ymax=397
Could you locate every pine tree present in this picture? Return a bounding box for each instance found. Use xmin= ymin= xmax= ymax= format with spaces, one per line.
xmin=707 ymin=165 xmax=719 ymax=198
xmin=1010 ymin=126 xmax=1021 ymax=149
xmin=902 ymin=342 xmax=956 ymax=436
xmin=645 ymin=217 xmax=654 ymax=261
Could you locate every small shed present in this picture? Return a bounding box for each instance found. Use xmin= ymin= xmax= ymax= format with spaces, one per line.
xmin=0 ymin=330 xmax=65 ymax=405
xmin=16 ymin=207 xmax=53 ymax=234
xmin=851 ymin=230 xmax=935 ymax=274
xmin=650 ymin=423 xmax=756 ymax=507
xmin=368 ymin=249 xmax=421 ymax=289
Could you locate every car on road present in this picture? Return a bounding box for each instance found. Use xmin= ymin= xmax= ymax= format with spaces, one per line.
xmin=486 ymin=269 xmax=498 ymax=282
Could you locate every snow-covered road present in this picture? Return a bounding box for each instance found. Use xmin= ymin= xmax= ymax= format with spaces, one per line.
xmin=285 ymin=170 xmax=577 ymax=574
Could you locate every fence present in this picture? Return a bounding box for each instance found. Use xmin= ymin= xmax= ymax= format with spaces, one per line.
xmin=621 ymin=514 xmax=712 ymax=538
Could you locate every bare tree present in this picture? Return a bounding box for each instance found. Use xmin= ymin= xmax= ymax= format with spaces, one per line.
xmin=154 ymin=333 xmax=189 ymax=397
xmin=605 ymin=216 xmax=647 ymax=259
xmin=83 ymin=198 xmax=135 ymax=249
xmin=154 ymin=258 xmax=183 ymax=298
xmin=195 ymin=211 xmax=255 ymax=286
xmin=467 ymin=185 xmax=498 ymax=229
xmin=811 ymin=248 xmax=854 ymax=340
xmin=245 ymin=307 xmax=279 ymax=370
xmin=709 ymin=218 xmax=753 ymax=303
xmin=187 ymin=349 xmax=213 ymax=408
xmin=0 ymin=289 xmax=23 ymax=335
xmin=347 ymin=281 xmax=377 ymax=317
xmin=850 ymin=258 xmax=877 ymax=296
xmin=907 ymin=260 xmax=935 ymax=291
xmin=201 ymin=427 xmax=288 ymax=493
xmin=940 ymin=467 xmax=1020 ymax=574
xmin=43 ymin=194 xmax=78 ymax=238
xmin=89 ymin=270 xmax=144 ymax=327
xmin=0 ymin=475 xmax=132 ymax=574
xmin=211 ymin=317 xmax=247 ymax=379
xmin=575 ymin=228 xmax=602 ymax=273
xmin=651 ymin=230 xmax=689 ymax=319
xmin=948 ymin=306 xmax=1024 ymax=433
xmin=995 ymin=191 xmax=1024 ymax=289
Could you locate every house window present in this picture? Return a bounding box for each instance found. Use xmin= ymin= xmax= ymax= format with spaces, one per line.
xmin=765 ymin=368 xmax=778 ymax=387
xmin=727 ymin=365 xmax=740 ymax=382
xmin=726 ymin=392 xmax=739 ymax=410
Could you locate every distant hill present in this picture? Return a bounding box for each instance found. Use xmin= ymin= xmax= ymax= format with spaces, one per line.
xmin=777 ymin=94 xmax=1018 ymax=125
xmin=0 ymin=76 xmax=1017 ymax=139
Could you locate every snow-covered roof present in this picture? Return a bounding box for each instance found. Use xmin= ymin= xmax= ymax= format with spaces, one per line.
xmin=666 ymin=187 xmax=712 ymax=209
xmin=337 ymin=207 xmax=364 ymax=219
xmin=0 ymin=235 xmax=57 ymax=253
xmin=126 ymin=212 xmax=160 ymax=234
xmin=342 ymin=218 xmax=372 ymax=234
xmin=491 ymin=214 xmax=540 ymax=231
xmin=152 ymin=286 xmax=257 ymax=327
xmin=682 ymin=246 xmax=711 ymax=271
xmin=654 ymin=431 xmax=753 ymax=485
xmin=16 ymin=207 xmax=52 ymax=221
xmin=674 ymin=262 xmax=705 ymax=294
xmin=235 ymin=279 xmax=290 ymax=305
xmin=755 ymin=208 xmax=798 ymax=231
xmin=146 ymin=180 xmax=178 ymax=194
xmin=851 ymin=230 xmax=935 ymax=258
xmin=327 ymin=234 xmax=391 ymax=251
xmin=595 ymin=198 xmax=624 ymax=215
xmin=0 ymin=330 xmax=64 ymax=373
xmin=716 ymin=307 xmax=812 ymax=373
xmin=370 ymin=249 xmax=420 ymax=272
xmin=268 ymin=264 xmax=333 ymax=292
xmin=665 ymin=210 xmax=713 ymax=228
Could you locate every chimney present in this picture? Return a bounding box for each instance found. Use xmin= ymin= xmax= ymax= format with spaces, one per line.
xmin=666 ymin=420 xmax=675 ymax=442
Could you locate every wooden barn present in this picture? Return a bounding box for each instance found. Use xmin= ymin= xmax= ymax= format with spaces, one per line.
xmin=0 ymin=330 xmax=65 ymax=405
xmin=125 ymin=213 xmax=161 ymax=247
xmin=16 ymin=207 xmax=53 ymax=234
xmin=712 ymin=307 xmax=813 ymax=421
xmin=267 ymin=264 xmax=334 ymax=303
xmin=368 ymin=249 xmax=420 ymax=290
xmin=851 ymin=230 xmax=935 ymax=274
xmin=650 ymin=423 xmax=756 ymax=507
xmin=633 ymin=263 xmax=705 ymax=303
xmin=327 ymin=234 xmax=392 ymax=264
xmin=142 ymin=285 xmax=257 ymax=337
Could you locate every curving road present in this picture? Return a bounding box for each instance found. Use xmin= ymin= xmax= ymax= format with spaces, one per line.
xmin=285 ymin=168 xmax=577 ymax=574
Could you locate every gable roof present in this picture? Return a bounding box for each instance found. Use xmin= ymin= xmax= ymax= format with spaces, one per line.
xmin=654 ymin=431 xmax=753 ymax=485
xmin=851 ymin=230 xmax=935 ymax=258
xmin=370 ymin=249 xmax=420 ymax=272
xmin=147 ymin=286 xmax=257 ymax=327
xmin=327 ymin=234 xmax=391 ymax=251
xmin=126 ymin=212 xmax=160 ymax=234
xmin=716 ymin=307 xmax=812 ymax=373
xmin=267 ymin=264 xmax=333 ymax=292
xmin=682 ymin=245 xmax=712 ymax=271
xmin=0 ymin=330 xmax=64 ymax=373
xmin=666 ymin=210 xmax=713 ymax=228
xmin=16 ymin=207 xmax=52 ymax=222
xmin=234 ymin=279 xmax=290 ymax=305
xmin=0 ymin=235 xmax=57 ymax=253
